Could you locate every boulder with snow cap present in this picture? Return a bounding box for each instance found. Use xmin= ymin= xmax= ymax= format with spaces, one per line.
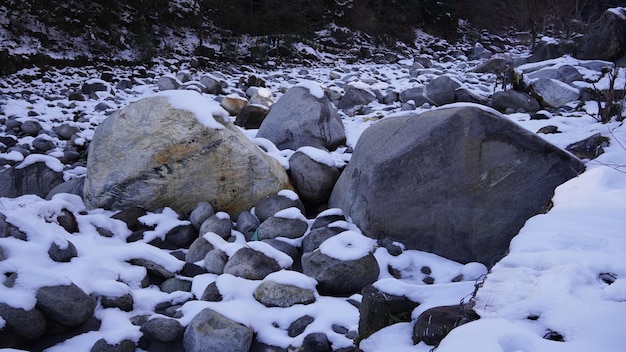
xmin=288 ymin=147 xmax=340 ymax=205
xmin=255 ymin=207 xmax=308 ymax=240
xmin=220 ymin=94 xmax=248 ymax=115
xmin=84 ymin=91 xmax=293 ymax=216
xmin=256 ymin=85 xmax=346 ymax=151
xmin=301 ymin=231 xmax=379 ymax=296
xmin=223 ymin=247 xmax=282 ymax=280
xmin=198 ymin=212 xmax=232 ymax=239
xmin=531 ymin=78 xmax=580 ymax=108
xmin=253 ymin=271 xmax=317 ymax=308
xmin=183 ymin=308 xmax=253 ymax=352
xmin=0 ymin=157 xmax=65 ymax=198
xmin=254 ymin=190 xmax=305 ymax=222
xmin=336 ymin=82 xmax=377 ymax=110
xmin=328 ymin=105 xmax=585 ymax=265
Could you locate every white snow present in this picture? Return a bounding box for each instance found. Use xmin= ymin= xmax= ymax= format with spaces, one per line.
xmin=295 ymin=80 xmax=325 ymax=99
xmin=278 ymin=189 xmax=299 ymax=201
xmin=273 ymin=207 xmax=307 ymax=221
xmin=319 ymin=230 xmax=376 ymax=261
xmin=297 ymin=146 xmax=336 ymax=167
xmin=154 ymin=90 xmax=228 ymax=129
xmin=262 ymin=270 xmax=318 ymax=290
xmin=15 ymin=154 xmax=64 ymax=172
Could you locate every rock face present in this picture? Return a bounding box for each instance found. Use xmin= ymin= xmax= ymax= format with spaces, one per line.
xmin=256 ymin=86 xmax=346 ymax=151
xmin=578 ymin=8 xmax=626 ymax=62
xmin=531 ymin=78 xmax=580 ymax=108
xmin=328 ymin=105 xmax=585 ymax=265
xmin=84 ymin=91 xmax=293 ymax=216
xmin=183 ymin=308 xmax=253 ymax=352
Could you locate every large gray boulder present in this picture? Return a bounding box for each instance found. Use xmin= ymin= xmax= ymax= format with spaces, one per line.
xmin=0 ymin=161 xmax=64 ymax=198
xmin=256 ymin=86 xmax=346 ymax=151
xmin=531 ymin=78 xmax=580 ymax=108
xmin=183 ymin=308 xmax=253 ymax=352
xmin=36 ymin=283 xmax=96 ymax=327
xmin=578 ymin=7 xmax=626 ymax=62
xmin=328 ymin=105 xmax=585 ymax=265
xmin=491 ymin=90 xmax=540 ymax=112
xmin=84 ymin=91 xmax=293 ymax=216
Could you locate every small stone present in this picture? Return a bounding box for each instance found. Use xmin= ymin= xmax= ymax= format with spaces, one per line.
xmin=160 ymin=277 xmax=192 ymax=293
xmin=200 ymin=281 xmax=222 ymax=301
xmin=90 ymin=338 xmax=135 ymax=352
xmin=48 ymin=239 xmax=78 ymax=262
xmin=141 ymin=317 xmax=184 ymax=343
xmin=101 ymin=294 xmax=134 ymax=312
xmin=300 ymin=332 xmax=332 ymax=352
xmin=189 ymin=202 xmax=215 ymax=230
xmin=186 ymin=237 xmax=214 ymax=263
xmin=253 ymin=280 xmax=315 ymax=308
xmin=288 ymin=315 xmax=314 ymax=337
xmin=203 ymin=249 xmax=228 ymax=275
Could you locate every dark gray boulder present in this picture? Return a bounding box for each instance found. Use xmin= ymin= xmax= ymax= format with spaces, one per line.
xmin=236 ymin=211 xmax=260 ymax=240
xmin=36 ymin=283 xmax=96 ymax=327
xmin=223 ymin=247 xmax=281 ymax=280
xmin=90 ymin=339 xmax=135 ymax=352
xmin=183 ymin=308 xmax=253 ymax=352
xmin=203 ymin=249 xmax=228 ymax=274
xmin=256 ymin=86 xmax=346 ymax=151
xmin=254 ymin=192 xmax=305 ymax=223
xmin=0 ymin=161 xmax=64 ymax=198
xmin=412 ymin=304 xmax=479 ymax=346
xmin=0 ymin=303 xmax=47 ymax=340
xmin=328 ymin=105 xmax=585 ymax=265
xmin=46 ymin=178 xmax=85 ymax=200
xmin=198 ymin=213 xmax=232 ymax=239
xmin=424 ymin=75 xmax=461 ymax=106
xmin=288 ymin=148 xmax=340 ymax=205
xmin=301 ymin=226 xmax=344 ymax=253
xmin=531 ymin=78 xmax=580 ymax=108
xmin=47 ymin=239 xmax=78 ymax=262
xmin=140 ymin=317 xmax=184 ymax=343
xmin=189 ymin=202 xmax=215 ymax=230
xmin=185 ymin=237 xmax=214 ymax=263
xmin=235 ymin=104 xmax=269 ymax=129
xmin=491 ymin=90 xmax=540 ymax=112
xmin=301 ymin=250 xmax=379 ymax=296
xmin=578 ymin=8 xmax=626 ymax=62
xmin=358 ymin=285 xmax=419 ymax=342
xmin=288 ymin=315 xmax=315 ymax=338
xmin=336 ymin=83 xmax=377 ymax=110
xmin=300 ymin=332 xmax=332 ymax=352
xmin=256 ymin=211 xmax=308 ymax=241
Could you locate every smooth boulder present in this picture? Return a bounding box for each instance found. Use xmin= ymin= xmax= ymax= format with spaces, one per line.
xmin=256 ymin=85 xmax=346 ymax=151
xmin=84 ymin=91 xmax=293 ymax=216
xmin=183 ymin=308 xmax=253 ymax=352
xmin=328 ymin=105 xmax=585 ymax=265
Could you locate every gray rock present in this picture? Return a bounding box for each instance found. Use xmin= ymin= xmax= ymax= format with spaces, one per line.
xmin=526 ymin=65 xmax=583 ymax=84
xmin=358 ymin=285 xmax=419 ymax=342
xmin=32 ymin=138 xmax=56 ymax=153
xmin=0 ymin=245 xmax=5 ymax=261
xmin=578 ymin=8 xmax=626 ymax=62
xmin=90 ymin=338 xmax=135 ymax=352
xmin=454 ymin=87 xmax=488 ymax=105
xmin=491 ymin=89 xmax=540 ymax=112
xmin=399 ymin=86 xmax=430 ymax=106
xmin=160 ymin=277 xmax=192 ymax=293
xmin=48 ymin=239 xmax=78 ymax=262
xmin=186 ymin=237 xmax=214 ymax=263
xmin=254 ymin=193 xmax=305 ymax=223
xmin=82 ymin=80 xmax=113 ymax=98
xmin=412 ymin=304 xmax=478 ymax=346
xmin=0 ymin=162 xmax=64 ymax=198
xmin=310 ymin=210 xmax=346 ymax=230
xmin=235 ymin=104 xmax=269 ymax=129
xmin=300 ymin=332 xmax=332 ymax=352
xmin=141 ymin=317 xmax=184 ymax=343
xmin=36 ymin=283 xmax=96 ymax=327
xmin=288 ymin=149 xmax=340 ymax=205
xmin=223 ymin=247 xmax=281 ymax=280
xmin=301 ymin=226 xmax=344 ymax=253
xmin=528 ymin=41 xmax=564 ymax=63
xmin=84 ymin=92 xmax=293 ymax=217
xmin=256 ymin=213 xmax=308 ymax=241
xmin=183 ymin=308 xmax=253 ymax=352
xmin=164 ymin=224 xmax=196 ymax=248
xmin=301 ymin=250 xmax=379 ymax=296
xmin=220 ymin=95 xmax=247 ymax=116
xmin=328 ymin=105 xmax=585 ymax=265
xmin=56 ymin=208 xmax=79 ymax=233
xmin=537 ymin=125 xmax=560 ymax=134
xmin=253 ymin=280 xmax=316 ymax=308
xmin=566 ymin=133 xmax=610 ymax=160
xmin=101 ymin=293 xmax=133 ymax=311
xmin=46 ymin=178 xmax=85 ymax=200
xmin=203 ymin=249 xmax=228 ymax=274
xmin=198 ymin=214 xmax=232 ymax=239
xmin=199 ymin=75 xmax=225 ymax=95
xmin=336 ymin=83 xmax=377 ymax=110
xmin=21 ymin=120 xmax=42 ymax=136
xmin=424 ymin=75 xmax=461 ymax=106
xmin=189 ymin=202 xmax=215 ymax=230
xmin=470 ymin=57 xmax=511 ymax=73
xmin=262 ymin=239 xmax=300 ymax=270
xmin=236 ymin=211 xmax=260 ymax=240
xmin=200 ymin=281 xmax=222 ymax=301
xmin=256 ymin=86 xmax=346 ymax=151
xmin=0 ymin=303 xmax=47 ymax=340
xmin=111 ymin=206 xmax=147 ymax=232
xmin=531 ymin=78 xmax=580 ymax=108
xmin=288 ymin=315 xmax=315 ymax=337
xmin=129 ymin=258 xmax=176 ymax=279
xmin=157 ymin=76 xmax=181 ymax=91
xmin=0 ymin=213 xmax=27 ymax=240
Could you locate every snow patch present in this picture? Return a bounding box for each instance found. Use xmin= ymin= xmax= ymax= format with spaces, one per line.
xmin=154 ymin=90 xmax=228 ymax=129
xmin=319 ymin=231 xmax=376 ymax=261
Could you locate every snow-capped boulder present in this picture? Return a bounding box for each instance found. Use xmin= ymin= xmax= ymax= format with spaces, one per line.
xmin=301 ymin=231 xmax=379 ymax=295
xmin=253 ymin=275 xmax=316 ymax=308
xmin=336 ymin=82 xmax=377 ymax=110
xmin=0 ymin=158 xmax=64 ymax=198
xmin=531 ymin=78 xmax=580 ymax=108
xmin=413 ymin=304 xmax=478 ymax=346
xmin=223 ymin=247 xmax=282 ymax=280
xmin=220 ymin=94 xmax=248 ymax=115
xmin=491 ymin=89 xmax=540 ymax=112
xmin=578 ymin=7 xmax=626 ymax=62
xmin=358 ymin=285 xmax=419 ymax=342
xmin=84 ymin=91 xmax=293 ymax=216
xmin=288 ymin=147 xmax=340 ymax=205
xmin=526 ymin=64 xmax=583 ymax=84
xmin=328 ymin=105 xmax=585 ymax=265
xmin=256 ymin=208 xmax=308 ymax=240
xmin=183 ymin=308 xmax=253 ymax=352
xmin=140 ymin=317 xmax=184 ymax=343
xmin=254 ymin=191 xmax=305 ymax=223
xmin=256 ymin=85 xmax=346 ymax=151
